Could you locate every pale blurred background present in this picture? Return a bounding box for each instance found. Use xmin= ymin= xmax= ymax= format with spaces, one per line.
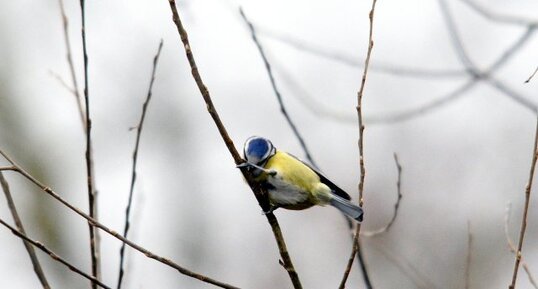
xmin=1 ymin=0 xmax=538 ymax=288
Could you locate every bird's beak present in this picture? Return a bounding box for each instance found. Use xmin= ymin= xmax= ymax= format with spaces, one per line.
xmin=236 ymin=162 xmax=250 ymax=168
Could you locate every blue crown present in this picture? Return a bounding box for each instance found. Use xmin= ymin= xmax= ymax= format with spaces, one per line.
xmin=247 ymin=137 xmax=269 ymax=157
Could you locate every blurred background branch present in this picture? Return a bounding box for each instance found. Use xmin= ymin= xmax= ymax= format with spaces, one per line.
xmin=0 ymin=217 xmax=110 ymax=289
xmin=116 ymin=39 xmax=164 ymax=289
xmin=1 ymin=0 xmax=538 ymax=288
xmin=0 ymin=151 xmax=239 ymax=289
xmin=0 ymin=172 xmax=50 ymax=289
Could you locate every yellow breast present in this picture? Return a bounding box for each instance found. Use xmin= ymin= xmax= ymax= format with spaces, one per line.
xmin=260 ymin=151 xmax=320 ymax=191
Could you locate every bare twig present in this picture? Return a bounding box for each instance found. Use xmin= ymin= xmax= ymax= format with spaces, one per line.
xmin=49 ymin=69 xmax=77 ymax=96
xmin=166 ymin=1 xmax=301 ymax=288
xmin=443 ymin=0 xmax=536 ymax=104
xmin=362 ymin=153 xmax=403 ymax=237
xmin=440 ymin=0 xmax=538 ymax=112
xmin=0 ymin=218 xmax=109 ymax=289
xmin=339 ymin=1 xmax=377 ymax=288
xmin=374 ymin=3 xmax=537 ymax=125
xmin=0 ymin=152 xmax=240 ymax=289
xmin=116 ymin=39 xmax=164 ymax=289
xmin=265 ymin=16 xmax=536 ymax=125
xmin=509 ymin=117 xmax=538 ymax=289
xmin=0 ymin=172 xmax=50 ymax=289
xmin=526 ymin=66 xmax=538 ymax=83
xmin=257 ymin=27 xmax=466 ymax=79
xmin=78 ymin=0 xmax=99 ymax=287
xmin=59 ymin=0 xmax=85 ymax=126
xmin=239 ymin=8 xmax=317 ymax=168
xmin=269 ymin=61 xmax=357 ymax=123
xmin=486 ymin=77 xmax=538 ymax=112
xmin=370 ymin=25 xmax=536 ymax=123
xmin=458 ymin=0 xmax=538 ymax=27
xmin=439 ymin=0 xmax=476 ymax=72
xmin=505 ymin=204 xmax=538 ymax=289
xmin=465 ymin=221 xmax=472 ymax=289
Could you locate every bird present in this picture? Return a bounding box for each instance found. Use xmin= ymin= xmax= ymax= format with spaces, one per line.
xmin=237 ymin=136 xmax=363 ymax=222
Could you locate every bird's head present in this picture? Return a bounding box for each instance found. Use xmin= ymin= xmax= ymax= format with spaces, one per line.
xmin=242 ymin=136 xmax=276 ymax=166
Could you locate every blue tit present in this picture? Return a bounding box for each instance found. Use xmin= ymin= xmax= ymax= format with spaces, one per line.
xmin=237 ymin=136 xmax=363 ymax=222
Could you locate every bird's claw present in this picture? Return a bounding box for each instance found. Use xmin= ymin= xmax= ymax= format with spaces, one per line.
xmin=261 ymin=206 xmax=277 ymax=215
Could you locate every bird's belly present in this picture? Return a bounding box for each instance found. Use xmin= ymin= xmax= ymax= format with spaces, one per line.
xmin=267 ymin=177 xmax=310 ymax=208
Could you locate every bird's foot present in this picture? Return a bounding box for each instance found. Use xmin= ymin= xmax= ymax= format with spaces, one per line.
xmin=261 ymin=206 xmax=277 ymax=215
xmin=237 ymin=162 xmax=277 ymax=176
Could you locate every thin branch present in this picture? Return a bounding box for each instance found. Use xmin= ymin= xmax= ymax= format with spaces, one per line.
xmin=0 ymin=218 xmax=109 ymax=289
xmin=269 ymin=61 xmax=357 ymax=123
xmin=465 ymin=221 xmax=472 ymax=289
xmin=526 ymin=66 xmax=538 ymax=83
xmin=59 ymin=0 xmax=85 ymax=127
xmin=257 ymin=27 xmax=466 ymax=79
xmin=372 ymin=8 xmax=537 ymax=124
xmin=166 ymin=1 xmax=302 ymax=288
xmin=339 ymin=1 xmax=377 ymax=288
xmin=458 ymin=0 xmax=538 ymax=27
xmin=505 ymin=203 xmax=538 ymax=289
xmin=362 ymin=153 xmax=403 ymax=237
xmin=509 ymin=116 xmax=538 ymax=289
xmin=239 ymin=8 xmax=317 ymax=168
xmin=440 ymin=0 xmax=538 ymax=113
xmin=116 ymin=39 xmax=164 ymax=289
xmin=486 ymin=77 xmax=538 ymax=113
xmin=439 ymin=0 xmax=476 ymax=72
xmin=0 ymin=172 xmax=50 ymax=289
xmin=0 ymin=151 xmax=240 ymax=289
xmin=78 ymin=0 xmax=99 ymax=287
xmin=233 ymin=1 xmax=537 ymax=129
xmin=49 ymin=69 xmax=77 ymax=96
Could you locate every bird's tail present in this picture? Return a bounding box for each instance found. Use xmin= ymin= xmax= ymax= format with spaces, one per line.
xmin=329 ymin=194 xmax=363 ymax=222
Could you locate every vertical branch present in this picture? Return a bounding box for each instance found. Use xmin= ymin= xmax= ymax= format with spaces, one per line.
xmin=340 ymin=0 xmax=378 ymax=288
xmin=0 ymin=173 xmax=50 ymax=289
xmin=505 ymin=204 xmax=538 ymax=289
xmin=509 ymin=116 xmax=538 ymax=289
xmin=166 ymin=1 xmax=302 ymax=288
xmin=59 ymin=0 xmax=85 ymax=127
xmin=465 ymin=221 xmax=472 ymax=289
xmin=79 ymin=0 xmax=99 ymax=287
xmin=239 ymin=8 xmax=318 ymax=168
xmin=116 ymin=40 xmax=164 ymax=289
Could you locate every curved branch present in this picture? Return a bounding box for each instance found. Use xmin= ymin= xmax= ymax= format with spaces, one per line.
xmin=166 ymin=1 xmax=302 ymax=288
xmin=0 ymin=218 xmax=109 ymax=289
xmin=340 ymin=0 xmax=378 ymax=288
xmin=362 ymin=153 xmax=403 ymax=237
xmin=0 ymin=152 xmax=240 ymax=289
xmin=0 ymin=172 xmax=50 ymax=288
xmin=239 ymin=8 xmax=318 ymax=169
